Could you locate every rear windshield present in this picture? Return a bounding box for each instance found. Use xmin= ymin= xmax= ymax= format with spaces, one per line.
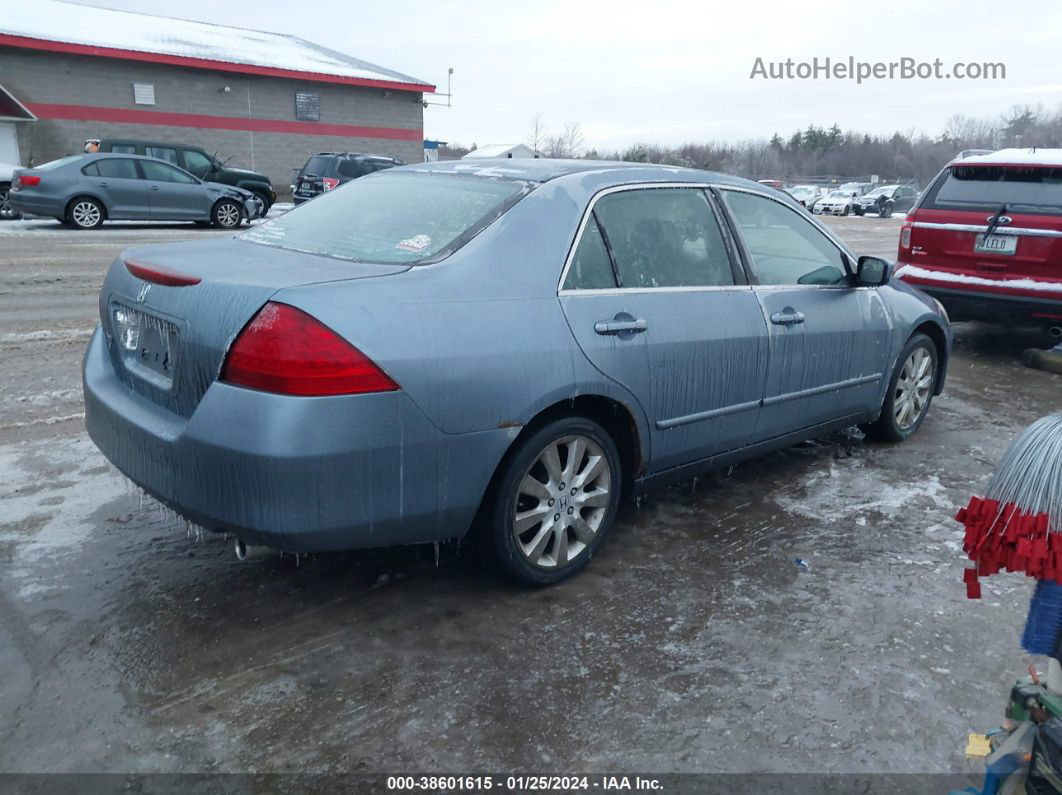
xmin=35 ymin=156 xmax=82 ymax=171
xmin=301 ymin=156 xmax=335 ymax=177
xmin=924 ymin=165 xmax=1062 ymax=216
xmin=242 ymin=172 xmax=532 ymax=264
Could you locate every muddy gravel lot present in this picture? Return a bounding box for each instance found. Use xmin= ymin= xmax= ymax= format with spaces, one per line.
xmin=1 ymin=213 xmax=1060 ymax=788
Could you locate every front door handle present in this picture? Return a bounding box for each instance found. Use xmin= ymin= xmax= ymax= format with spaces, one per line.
xmin=770 ymin=309 xmax=806 ymax=326
xmin=97 ymin=181 xmax=109 ymax=188
xmin=150 ymin=185 xmax=160 ymax=191
xmin=594 ymin=317 xmax=648 ymax=335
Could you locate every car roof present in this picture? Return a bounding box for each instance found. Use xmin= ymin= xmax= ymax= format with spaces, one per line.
xmin=951 ymin=148 xmax=1062 ymax=168
xmin=102 ymin=139 xmax=204 ymax=151
xmin=83 ymin=152 xmax=184 ymax=162
xmin=313 ymin=152 xmax=399 ymax=160
xmin=400 ymin=158 xmax=761 ymax=189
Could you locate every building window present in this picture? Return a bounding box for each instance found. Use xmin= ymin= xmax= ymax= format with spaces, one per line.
xmin=295 ymin=91 xmax=320 ymax=121
xmin=132 ymin=82 xmax=156 ymax=105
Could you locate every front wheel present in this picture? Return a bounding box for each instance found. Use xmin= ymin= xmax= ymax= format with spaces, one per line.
xmin=251 ymin=191 xmax=271 ymax=218
xmin=841 ymin=205 xmax=851 ymax=216
xmin=0 ymin=183 xmax=20 ymax=220
xmin=861 ymin=333 xmax=938 ymax=442
xmin=484 ymin=417 xmax=622 ymax=586
xmin=878 ymin=201 xmax=894 ymax=218
xmin=212 ymin=199 xmax=243 ymax=229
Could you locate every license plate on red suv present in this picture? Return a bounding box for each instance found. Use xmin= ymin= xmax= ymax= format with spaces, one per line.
xmin=974 ymin=233 xmax=1017 ymax=255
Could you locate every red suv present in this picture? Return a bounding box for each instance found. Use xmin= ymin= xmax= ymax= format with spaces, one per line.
xmin=896 ymin=149 xmax=1062 ymax=335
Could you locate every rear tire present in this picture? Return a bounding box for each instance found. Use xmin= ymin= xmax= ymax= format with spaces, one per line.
xmin=66 ymin=197 xmax=105 ymax=229
xmin=212 ymin=198 xmax=243 ymax=229
xmin=861 ymin=333 xmax=938 ymax=442
xmin=483 ymin=417 xmax=622 ymax=586
xmin=0 ymin=182 xmax=20 ymax=220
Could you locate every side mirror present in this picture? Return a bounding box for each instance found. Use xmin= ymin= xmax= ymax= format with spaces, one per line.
xmin=856 ymin=255 xmax=892 ymax=287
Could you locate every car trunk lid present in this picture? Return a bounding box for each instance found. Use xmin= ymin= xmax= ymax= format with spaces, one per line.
xmin=99 ymin=237 xmax=409 ymax=418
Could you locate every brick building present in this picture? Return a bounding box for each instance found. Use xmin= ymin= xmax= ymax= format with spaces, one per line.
xmin=0 ymin=0 xmax=434 ymax=195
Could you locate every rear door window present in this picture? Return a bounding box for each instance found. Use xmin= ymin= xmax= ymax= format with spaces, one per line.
xmin=242 ymin=172 xmax=531 ymax=264
xmin=722 ymin=189 xmax=848 ymax=285
xmin=924 ymin=165 xmax=1062 ymax=216
xmin=592 ymin=188 xmax=735 ymax=288
xmin=95 ymin=159 xmax=140 ymax=179
xmin=145 ymin=147 xmax=179 ymax=165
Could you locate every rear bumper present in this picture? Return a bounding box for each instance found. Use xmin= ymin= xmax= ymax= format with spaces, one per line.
xmin=897 ymin=263 xmax=1062 ymax=325
xmin=83 ymin=327 xmax=510 ymax=552
xmin=9 ymin=192 xmax=61 ymax=216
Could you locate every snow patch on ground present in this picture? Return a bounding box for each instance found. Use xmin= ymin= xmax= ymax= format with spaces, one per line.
xmin=0 ymin=435 xmax=128 ymax=599
xmin=774 ymin=458 xmax=951 ymax=523
xmin=0 ymin=328 xmax=93 ymax=344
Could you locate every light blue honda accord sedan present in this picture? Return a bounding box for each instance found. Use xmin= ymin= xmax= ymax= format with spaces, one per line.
xmin=84 ymin=160 xmax=950 ymax=585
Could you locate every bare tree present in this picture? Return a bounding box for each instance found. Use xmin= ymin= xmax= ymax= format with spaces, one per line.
xmin=527 ymin=112 xmax=547 ymax=155
xmin=561 ymin=121 xmax=585 ymax=159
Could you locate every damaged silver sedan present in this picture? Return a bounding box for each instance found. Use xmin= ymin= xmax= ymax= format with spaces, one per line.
xmin=84 ymin=160 xmax=950 ymax=585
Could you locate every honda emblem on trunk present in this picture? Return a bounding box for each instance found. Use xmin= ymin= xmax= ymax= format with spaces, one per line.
xmin=136 ymin=283 xmax=151 ymax=303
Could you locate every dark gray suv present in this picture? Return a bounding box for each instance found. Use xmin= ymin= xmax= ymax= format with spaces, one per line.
xmin=292 ymin=152 xmax=404 ymax=204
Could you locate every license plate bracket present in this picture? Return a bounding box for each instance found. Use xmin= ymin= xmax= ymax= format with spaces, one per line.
xmin=974 ymin=233 xmax=1017 ymax=256
xmin=114 ymin=304 xmax=180 ymax=389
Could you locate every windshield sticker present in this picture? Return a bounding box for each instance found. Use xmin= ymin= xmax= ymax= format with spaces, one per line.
xmin=396 ymin=234 xmax=432 ymax=253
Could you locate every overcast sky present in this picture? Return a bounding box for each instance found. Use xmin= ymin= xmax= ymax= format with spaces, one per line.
xmin=79 ymin=0 xmax=1062 ymax=152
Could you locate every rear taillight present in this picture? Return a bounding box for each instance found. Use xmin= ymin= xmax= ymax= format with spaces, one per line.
xmin=220 ymin=302 xmax=398 ymax=396
xmin=322 ymin=177 xmax=339 ymax=190
xmin=17 ymin=175 xmax=40 ymax=187
xmin=900 ymin=224 xmax=912 ymax=250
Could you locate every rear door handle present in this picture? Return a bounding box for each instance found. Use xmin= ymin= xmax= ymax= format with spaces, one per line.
xmin=97 ymin=181 xmax=109 ymax=188
xmin=150 ymin=185 xmax=160 ymax=191
xmin=770 ymin=309 xmax=806 ymax=326
xmin=595 ymin=318 xmax=648 ymax=335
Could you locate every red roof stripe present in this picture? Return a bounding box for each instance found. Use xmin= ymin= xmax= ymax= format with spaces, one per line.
xmin=28 ymin=102 xmax=424 ymax=141
xmin=0 ymin=34 xmax=435 ymax=93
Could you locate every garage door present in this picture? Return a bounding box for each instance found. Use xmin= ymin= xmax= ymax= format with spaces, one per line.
xmin=0 ymin=123 xmax=20 ymax=165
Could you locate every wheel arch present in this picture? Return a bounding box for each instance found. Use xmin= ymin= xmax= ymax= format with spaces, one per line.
xmin=65 ymin=193 xmax=108 ymax=220
xmin=911 ymin=319 xmax=949 ymax=395
xmin=479 ymin=393 xmax=646 ymax=514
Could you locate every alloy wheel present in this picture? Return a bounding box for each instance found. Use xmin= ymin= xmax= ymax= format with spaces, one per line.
xmin=0 ymin=187 xmax=17 ymax=220
xmin=217 ymin=202 xmax=241 ymax=228
xmin=512 ymin=434 xmax=611 ymax=569
xmin=71 ymin=200 xmax=101 ymax=228
xmin=893 ymin=347 xmax=933 ymax=430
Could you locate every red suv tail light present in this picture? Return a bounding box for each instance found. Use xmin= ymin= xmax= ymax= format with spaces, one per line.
xmin=17 ymin=175 xmax=40 ymax=187
xmin=220 ymin=302 xmax=399 ymax=396
xmin=900 ymin=224 xmax=912 ymax=250
xmin=322 ymin=177 xmax=339 ymax=191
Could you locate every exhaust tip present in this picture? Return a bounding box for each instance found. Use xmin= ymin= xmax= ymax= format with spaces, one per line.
xmin=234 ymin=538 xmax=248 ymax=560
xmin=1049 ymin=326 xmax=1062 ymax=339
